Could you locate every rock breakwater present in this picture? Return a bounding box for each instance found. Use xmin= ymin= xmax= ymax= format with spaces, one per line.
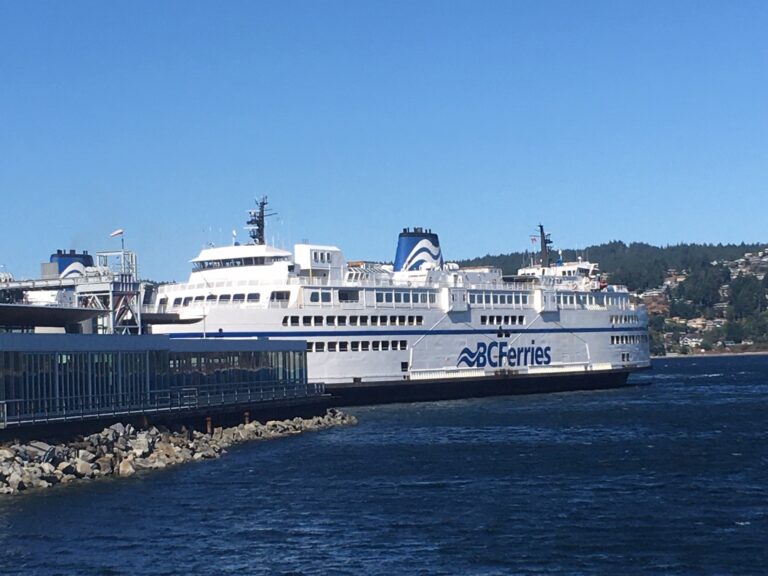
xmin=0 ymin=409 xmax=357 ymax=495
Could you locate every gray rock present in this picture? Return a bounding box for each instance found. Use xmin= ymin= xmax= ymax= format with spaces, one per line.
xmin=117 ymin=458 xmax=135 ymax=477
xmin=95 ymin=456 xmax=114 ymax=475
xmin=132 ymin=457 xmax=154 ymax=470
xmin=154 ymin=441 xmax=177 ymax=461
xmin=29 ymin=477 xmax=52 ymax=489
xmin=85 ymin=433 xmax=103 ymax=447
xmin=78 ymin=449 xmax=96 ymax=463
xmin=28 ymin=441 xmax=53 ymax=456
xmin=130 ymin=435 xmax=151 ymax=457
xmin=0 ymin=448 xmax=15 ymax=460
xmin=7 ymin=472 xmax=25 ymax=491
xmin=74 ymin=459 xmax=94 ymax=478
xmin=109 ymin=422 xmax=126 ymax=436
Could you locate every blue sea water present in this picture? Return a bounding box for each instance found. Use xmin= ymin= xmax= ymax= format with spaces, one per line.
xmin=1 ymin=355 xmax=767 ymax=575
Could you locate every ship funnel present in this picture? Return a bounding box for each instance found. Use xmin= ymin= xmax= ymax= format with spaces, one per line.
xmin=393 ymin=227 xmax=444 ymax=272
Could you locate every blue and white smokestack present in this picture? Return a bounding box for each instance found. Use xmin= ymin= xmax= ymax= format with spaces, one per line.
xmin=393 ymin=227 xmax=444 ymax=272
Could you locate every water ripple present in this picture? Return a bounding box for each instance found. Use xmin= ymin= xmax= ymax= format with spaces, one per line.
xmin=2 ymin=356 xmax=768 ymax=575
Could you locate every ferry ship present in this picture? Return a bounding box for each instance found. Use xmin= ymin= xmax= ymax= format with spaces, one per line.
xmin=145 ymin=199 xmax=650 ymax=404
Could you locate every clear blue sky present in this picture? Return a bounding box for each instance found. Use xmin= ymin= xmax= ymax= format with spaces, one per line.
xmin=1 ymin=1 xmax=766 ymax=281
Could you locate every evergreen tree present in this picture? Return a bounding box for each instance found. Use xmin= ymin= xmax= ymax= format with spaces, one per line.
xmin=729 ymin=274 xmax=764 ymax=320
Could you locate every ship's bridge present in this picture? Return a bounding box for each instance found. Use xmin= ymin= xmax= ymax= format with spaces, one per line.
xmin=190 ymin=244 xmax=293 ymax=272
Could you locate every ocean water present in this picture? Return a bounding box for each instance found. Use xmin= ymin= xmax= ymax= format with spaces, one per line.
xmin=1 ymin=355 xmax=767 ymax=575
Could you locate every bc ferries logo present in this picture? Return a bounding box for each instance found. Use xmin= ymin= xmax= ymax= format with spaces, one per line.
xmin=457 ymin=342 xmax=552 ymax=368
xmin=401 ymin=239 xmax=443 ymax=271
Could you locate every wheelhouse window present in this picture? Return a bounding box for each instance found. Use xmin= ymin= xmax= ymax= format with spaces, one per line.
xmin=338 ymin=289 xmax=359 ymax=303
xmin=311 ymin=291 xmax=332 ymax=303
xmin=270 ymin=291 xmax=290 ymax=302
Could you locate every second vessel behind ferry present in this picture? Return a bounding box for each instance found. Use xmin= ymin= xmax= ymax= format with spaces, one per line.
xmin=145 ymin=199 xmax=651 ymax=404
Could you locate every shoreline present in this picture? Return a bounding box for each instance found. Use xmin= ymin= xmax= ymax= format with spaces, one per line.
xmin=0 ymin=408 xmax=357 ymax=496
xmin=653 ymin=350 xmax=768 ymax=360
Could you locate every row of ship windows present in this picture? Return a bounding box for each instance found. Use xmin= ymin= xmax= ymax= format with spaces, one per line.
xmin=308 ymin=290 xmax=438 ymax=305
xmin=312 ymin=251 xmax=334 ymax=263
xmin=164 ymin=291 xmax=291 ymax=308
xmin=375 ymin=291 xmax=436 ymax=304
xmin=480 ymin=315 xmax=526 ymax=326
xmin=192 ymin=257 xmax=291 ymax=271
xmin=469 ymin=293 xmax=529 ymax=305
xmin=610 ymin=315 xmax=639 ymax=325
xmin=282 ymin=315 xmax=424 ymax=327
xmin=308 ymin=290 xmax=534 ymax=307
xmin=611 ymin=335 xmax=648 ymax=345
xmin=307 ymin=340 xmax=409 ymax=353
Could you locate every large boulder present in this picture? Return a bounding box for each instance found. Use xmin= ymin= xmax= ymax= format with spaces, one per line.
xmin=109 ymin=422 xmax=126 ymax=436
xmin=77 ymin=449 xmax=96 ymax=463
xmin=117 ymin=458 xmax=136 ymax=477
xmin=74 ymin=459 xmax=94 ymax=478
xmin=57 ymin=461 xmax=75 ymax=475
xmin=129 ymin=434 xmax=152 ymax=457
xmin=95 ymin=456 xmax=114 ymax=475
xmin=7 ymin=472 xmax=25 ymax=491
xmin=154 ymin=441 xmax=177 ymax=462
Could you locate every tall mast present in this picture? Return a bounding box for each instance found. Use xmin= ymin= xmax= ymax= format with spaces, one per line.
xmin=246 ymin=196 xmax=276 ymax=245
xmin=538 ymin=224 xmax=553 ymax=266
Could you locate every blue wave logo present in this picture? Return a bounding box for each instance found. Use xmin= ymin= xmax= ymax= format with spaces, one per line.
xmin=403 ymin=242 xmax=443 ymax=271
xmin=457 ymin=345 xmax=484 ymax=367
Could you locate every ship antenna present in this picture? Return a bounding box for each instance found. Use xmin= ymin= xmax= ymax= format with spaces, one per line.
xmin=246 ymin=196 xmax=277 ymax=245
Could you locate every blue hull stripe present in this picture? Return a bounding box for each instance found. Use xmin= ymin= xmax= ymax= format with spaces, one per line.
xmin=168 ymin=326 xmax=647 ymax=339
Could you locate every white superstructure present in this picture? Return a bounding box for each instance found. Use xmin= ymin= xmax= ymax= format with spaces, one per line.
xmin=146 ymin=200 xmax=651 ymax=389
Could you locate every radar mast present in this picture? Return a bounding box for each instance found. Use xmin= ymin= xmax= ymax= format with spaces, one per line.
xmin=538 ymin=224 xmax=553 ymax=266
xmin=246 ymin=196 xmax=276 ymax=245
